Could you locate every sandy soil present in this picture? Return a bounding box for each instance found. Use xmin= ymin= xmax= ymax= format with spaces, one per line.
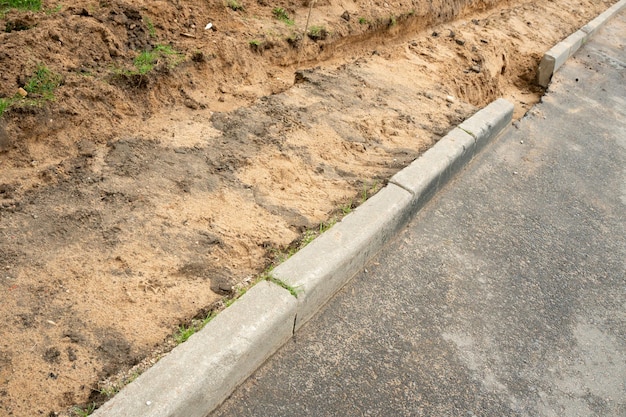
xmin=0 ymin=0 xmax=617 ymax=415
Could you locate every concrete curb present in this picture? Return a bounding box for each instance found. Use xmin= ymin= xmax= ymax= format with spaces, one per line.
xmin=91 ymin=98 xmax=513 ymax=417
xmin=92 ymin=281 xmax=297 ymax=417
xmin=272 ymin=98 xmax=513 ymax=331
xmin=537 ymin=0 xmax=626 ymax=87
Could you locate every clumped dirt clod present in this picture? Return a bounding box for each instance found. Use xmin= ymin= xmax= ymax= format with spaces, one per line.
xmin=0 ymin=0 xmax=617 ymax=415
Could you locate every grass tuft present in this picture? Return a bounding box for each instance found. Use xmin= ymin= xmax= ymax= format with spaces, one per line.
xmin=227 ymin=0 xmax=243 ymax=11
xmin=143 ymin=16 xmax=156 ymax=38
xmin=1 ymin=64 xmax=60 ymax=116
xmin=24 ymin=64 xmax=61 ymax=99
xmin=0 ymin=0 xmax=41 ymax=13
xmin=307 ymin=25 xmax=328 ymax=41
xmin=71 ymin=402 xmax=96 ymax=417
xmin=272 ymin=7 xmax=294 ymax=25
xmin=266 ymin=276 xmax=301 ymax=298
xmin=0 ymin=98 xmax=11 ymax=117
xmin=175 ymin=325 xmax=195 ymax=344
xmin=132 ymin=44 xmax=183 ymax=75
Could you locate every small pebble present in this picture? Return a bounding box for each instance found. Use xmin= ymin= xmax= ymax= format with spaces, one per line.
xmin=446 ymin=95 xmax=455 ymax=103
xmin=520 ymin=140 xmax=524 ymax=144
xmin=146 ymin=401 xmax=152 ymax=406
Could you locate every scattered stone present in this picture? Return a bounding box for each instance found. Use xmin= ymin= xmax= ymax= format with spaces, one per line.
xmin=341 ymin=11 xmax=350 ymax=21
xmin=448 ymin=30 xmax=456 ymax=38
xmin=17 ymin=87 xmax=27 ymax=97
xmin=480 ymin=39 xmax=489 ymax=44
xmin=455 ymin=39 xmax=466 ymax=46
xmin=470 ymin=65 xmax=481 ymax=73
xmin=446 ymin=95 xmax=455 ymax=103
xmin=431 ymin=31 xmax=439 ymax=37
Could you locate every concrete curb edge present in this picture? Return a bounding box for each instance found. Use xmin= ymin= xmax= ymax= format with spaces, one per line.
xmin=537 ymin=0 xmax=626 ymax=87
xmin=92 ymin=98 xmax=513 ymax=417
xmin=92 ymin=281 xmax=298 ymax=417
xmin=272 ymin=98 xmax=513 ymax=332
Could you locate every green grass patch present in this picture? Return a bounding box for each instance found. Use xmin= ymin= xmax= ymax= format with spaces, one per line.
xmin=307 ymin=25 xmax=328 ymax=41
xmin=360 ymin=180 xmax=380 ymax=203
xmin=143 ymin=16 xmax=156 ymax=37
xmin=272 ymin=7 xmax=293 ymax=25
xmin=1 ymin=64 xmax=60 ymax=117
xmin=173 ymin=310 xmax=217 ymax=345
xmin=358 ymin=17 xmax=368 ymax=24
xmin=24 ymin=64 xmax=61 ymax=99
xmin=132 ymin=44 xmax=183 ymax=75
xmin=71 ymin=402 xmax=96 ymax=417
xmin=266 ymin=276 xmax=301 ymax=298
xmin=0 ymin=0 xmax=41 ymax=14
xmin=227 ymin=0 xmax=243 ymax=11
xmin=0 ymin=98 xmax=12 ymax=118
xmin=174 ymin=324 xmax=195 ymax=344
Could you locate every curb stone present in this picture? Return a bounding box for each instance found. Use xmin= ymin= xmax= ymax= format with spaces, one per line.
xmin=537 ymin=0 xmax=626 ymax=87
xmin=91 ymin=98 xmax=513 ymax=417
xmin=272 ymin=183 xmax=415 ymax=331
xmin=91 ymin=281 xmax=297 ymax=417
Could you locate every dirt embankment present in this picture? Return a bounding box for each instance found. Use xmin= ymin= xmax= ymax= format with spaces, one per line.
xmin=0 ymin=0 xmax=617 ymax=415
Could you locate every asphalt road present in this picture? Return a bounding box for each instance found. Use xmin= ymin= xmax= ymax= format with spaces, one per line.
xmin=211 ymin=11 xmax=626 ymax=417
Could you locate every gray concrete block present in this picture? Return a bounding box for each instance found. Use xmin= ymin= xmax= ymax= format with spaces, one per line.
xmin=538 ymin=0 xmax=626 ymax=87
xmin=537 ymin=52 xmax=558 ymax=88
xmin=92 ymin=281 xmax=297 ymax=417
xmin=582 ymin=0 xmax=626 ymax=36
xmin=458 ymin=98 xmax=513 ymax=152
xmin=391 ymin=98 xmax=512 ymax=212
xmin=391 ymin=127 xmax=474 ymax=210
xmin=537 ymin=31 xmax=586 ymax=87
xmin=271 ymin=184 xmax=413 ymax=330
